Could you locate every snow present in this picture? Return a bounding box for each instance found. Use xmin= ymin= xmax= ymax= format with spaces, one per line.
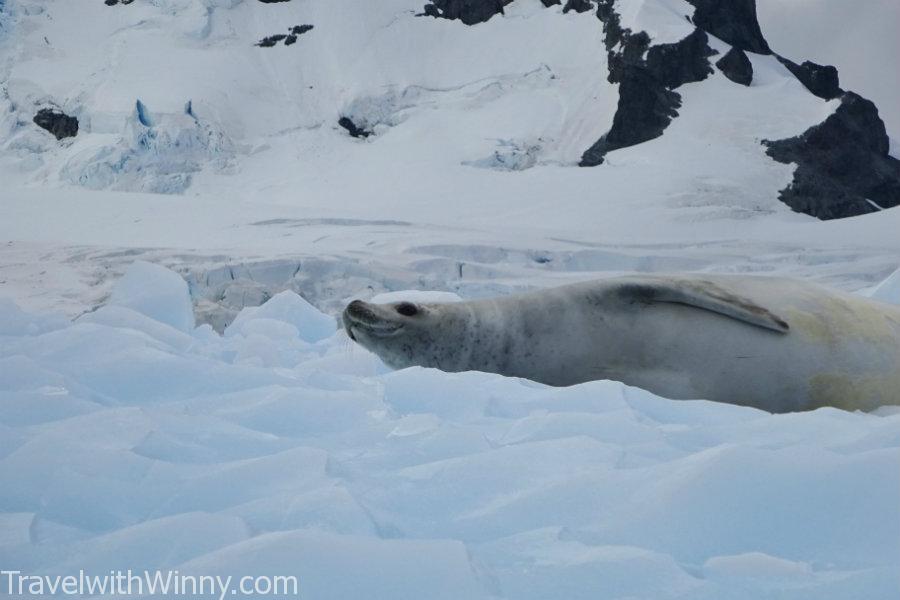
xmin=703 ymin=552 xmax=813 ymax=580
xmin=0 ymin=298 xmax=69 ymax=337
xmin=0 ymin=268 xmax=898 ymax=599
xmin=1 ymin=0 xmax=899 ymax=597
xmin=867 ymin=267 xmax=900 ymax=305
xmin=617 ymin=0 xmax=695 ymax=45
xmin=107 ymin=261 xmax=195 ymax=332
xmin=226 ymin=290 xmax=337 ymax=343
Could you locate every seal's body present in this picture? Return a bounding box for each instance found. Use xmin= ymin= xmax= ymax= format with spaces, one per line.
xmin=343 ymin=274 xmax=900 ymax=413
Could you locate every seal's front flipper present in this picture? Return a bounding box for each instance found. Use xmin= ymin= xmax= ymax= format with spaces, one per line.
xmin=617 ymin=280 xmax=790 ymax=334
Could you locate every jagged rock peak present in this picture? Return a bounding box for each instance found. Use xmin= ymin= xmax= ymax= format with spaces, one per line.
xmin=763 ymin=92 xmax=900 ymax=219
xmin=716 ymin=47 xmax=753 ymax=86
xmin=420 ymin=0 xmax=514 ymax=25
xmin=581 ymin=3 xmax=715 ymax=166
xmin=685 ymin=0 xmax=770 ymax=54
xmin=562 ymin=0 xmax=594 ymax=13
xmin=776 ymin=56 xmax=842 ymax=100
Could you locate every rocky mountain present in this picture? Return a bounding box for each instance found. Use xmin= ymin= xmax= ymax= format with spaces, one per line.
xmin=0 ymin=0 xmax=897 ymax=220
xmin=421 ymin=0 xmax=900 ymax=219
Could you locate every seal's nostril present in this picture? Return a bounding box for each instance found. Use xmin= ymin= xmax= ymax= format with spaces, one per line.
xmin=396 ymin=302 xmax=418 ymax=317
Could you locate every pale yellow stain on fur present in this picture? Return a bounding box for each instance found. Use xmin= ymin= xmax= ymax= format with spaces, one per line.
xmin=787 ymin=298 xmax=900 ymax=346
xmin=789 ymin=297 xmax=900 ymax=411
xmin=809 ymin=372 xmax=900 ymax=412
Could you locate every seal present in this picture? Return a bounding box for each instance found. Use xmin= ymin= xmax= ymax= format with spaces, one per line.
xmin=343 ymin=274 xmax=900 ymax=413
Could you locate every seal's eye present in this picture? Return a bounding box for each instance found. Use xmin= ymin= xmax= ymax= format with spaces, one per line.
xmin=396 ymin=302 xmax=418 ymax=317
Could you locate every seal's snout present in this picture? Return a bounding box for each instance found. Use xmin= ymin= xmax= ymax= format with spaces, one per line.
xmin=346 ymin=299 xmax=369 ymax=320
xmin=343 ymin=299 xmax=404 ymax=340
xmin=342 ymin=300 xmax=371 ymax=341
xmin=343 ymin=300 xmax=374 ymax=330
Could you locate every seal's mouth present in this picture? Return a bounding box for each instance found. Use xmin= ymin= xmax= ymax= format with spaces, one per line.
xmin=343 ymin=300 xmax=404 ymax=341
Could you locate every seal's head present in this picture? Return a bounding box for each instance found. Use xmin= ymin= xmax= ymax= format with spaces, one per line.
xmin=342 ymin=298 xmax=471 ymax=370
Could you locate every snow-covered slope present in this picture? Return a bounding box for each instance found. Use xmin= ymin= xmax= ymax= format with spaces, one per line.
xmin=0 ymin=0 xmax=897 ymax=212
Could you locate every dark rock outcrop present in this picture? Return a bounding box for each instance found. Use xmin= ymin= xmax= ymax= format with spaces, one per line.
xmin=256 ymin=25 xmax=312 ymax=47
xmin=33 ymin=108 xmax=79 ymax=140
xmin=645 ymin=28 xmax=716 ymax=88
xmin=763 ymin=92 xmax=900 ymax=219
xmin=256 ymin=34 xmax=286 ymax=47
xmin=580 ymin=6 xmax=715 ymax=167
xmin=563 ymin=0 xmax=593 ymax=14
xmin=541 ymin=0 xmax=594 ymax=13
xmin=105 ymin=0 xmax=134 ymax=5
xmin=685 ymin=0 xmax=844 ymax=99
xmin=775 ymin=56 xmax=842 ymax=100
xmin=339 ymin=117 xmax=371 ymax=139
xmin=420 ymin=0 xmax=514 ymax=25
xmin=258 ymin=0 xmax=292 ymax=3
xmin=684 ymin=0 xmax=770 ymax=54
xmin=285 ymin=25 xmax=313 ymax=45
xmin=716 ymin=47 xmax=753 ymax=86
xmin=580 ymin=71 xmax=681 ymax=166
